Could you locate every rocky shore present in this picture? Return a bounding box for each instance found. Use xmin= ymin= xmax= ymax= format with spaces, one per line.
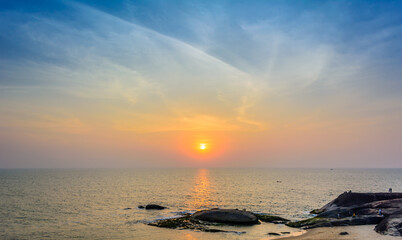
xmin=146 ymin=192 xmax=402 ymax=237
xmin=287 ymin=192 xmax=402 ymax=236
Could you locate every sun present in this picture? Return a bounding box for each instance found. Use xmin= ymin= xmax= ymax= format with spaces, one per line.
xmin=199 ymin=143 xmax=207 ymax=150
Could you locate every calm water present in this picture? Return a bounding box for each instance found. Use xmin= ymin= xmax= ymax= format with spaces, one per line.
xmin=0 ymin=168 xmax=401 ymax=239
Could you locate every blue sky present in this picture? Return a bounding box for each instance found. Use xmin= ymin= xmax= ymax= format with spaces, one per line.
xmin=0 ymin=0 xmax=401 ymax=167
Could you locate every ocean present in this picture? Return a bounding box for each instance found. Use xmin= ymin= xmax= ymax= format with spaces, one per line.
xmin=1 ymin=168 xmax=401 ymax=239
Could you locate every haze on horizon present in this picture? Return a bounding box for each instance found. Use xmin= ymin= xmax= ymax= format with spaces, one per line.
xmin=0 ymin=0 xmax=401 ymax=168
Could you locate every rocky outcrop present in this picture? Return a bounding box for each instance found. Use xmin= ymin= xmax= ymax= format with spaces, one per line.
xmin=147 ymin=192 xmax=402 ymax=236
xmin=311 ymin=192 xmax=402 ymax=215
xmin=190 ymin=209 xmax=259 ymax=225
xmin=288 ymin=192 xmax=402 ymax=236
xmin=375 ymin=210 xmax=402 ymax=236
xmin=315 ymin=198 xmax=402 ymax=219
xmin=308 ymin=192 xmax=402 ymax=220
xmin=148 ymin=209 xmax=292 ymax=233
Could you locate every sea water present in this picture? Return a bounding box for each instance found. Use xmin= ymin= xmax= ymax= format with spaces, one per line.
xmin=1 ymin=168 xmax=401 ymax=239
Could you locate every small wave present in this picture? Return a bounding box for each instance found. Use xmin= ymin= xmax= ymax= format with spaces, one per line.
xmin=170 ymin=210 xmax=196 ymax=215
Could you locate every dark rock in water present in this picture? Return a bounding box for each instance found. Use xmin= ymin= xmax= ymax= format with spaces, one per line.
xmin=138 ymin=205 xmax=145 ymax=209
xmin=191 ymin=209 xmax=258 ymax=225
xmin=191 ymin=209 xmax=259 ymax=225
xmin=145 ymin=204 xmax=166 ymax=210
xmin=268 ymin=232 xmax=280 ymax=236
xmin=123 ymin=207 xmax=132 ymax=210
xmin=375 ymin=210 xmax=402 ymax=236
xmin=255 ymin=213 xmax=289 ymax=224
xmin=149 ymin=215 xmax=191 ymax=228
xmin=339 ymin=231 xmax=349 ymax=235
xmin=149 ymin=215 xmax=196 ymax=229
xmin=148 ymin=214 xmax=247 ymax=233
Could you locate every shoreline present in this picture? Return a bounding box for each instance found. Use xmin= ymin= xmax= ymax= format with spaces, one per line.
xmin=279 ymin=225 xmax=397 ymax=240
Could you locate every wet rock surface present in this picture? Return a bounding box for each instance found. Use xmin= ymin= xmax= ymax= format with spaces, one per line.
xmin=254 ymin=213 xmax=289 ymax=224
xmin=287 ymin=216 xmax=383 ymax=229
xmin=311 ymin=192 xmax=402 ymax=216
xmin=288 ymin=192 xmax=402 ymax=236
xmin=148 ymin=213 xmax=246 ymax=233
xmin=190 ymin=209 xmax=259 ymax=225
xmin=375 ymin=210 xmax=402 ymax=236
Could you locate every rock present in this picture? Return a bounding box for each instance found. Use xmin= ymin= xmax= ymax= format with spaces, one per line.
xmin=313 ymin=192 xmax=402 ymax=214
xmin=138 ymin=205 xmax=144 ymax=209
xmin=254 ymin=213 xmax=289 ymax=224
xmin=286 ymin=217 xmax=331 ymax=228
xmin=375 ymin=210 xmax=402 ymax=236
xmin=148 ymin=214 xmax=247 ymax=233
xmin=311 ymin=193 xmax=402 ymax=221
xmin=339 ymin=231 xmax=349 ymax=235
xmin=191 ymin=209 xmax=259 ymax=225
xmin=123 ymin=207 xmax=132 ymax=210
xmin=268 ymin=232 xmax=280 ymax=236
xmin=286 ymin=216 xmax=383 ymax=229
xmin=145 ymin=204 xmax=166 ymax=210
xmin=303 ymin=192 xmax=402 ymax=236
xmin=281 ymin=232 xmax=290 ymax=234
xmin=149 ymin=215 xmax=192 ymax=229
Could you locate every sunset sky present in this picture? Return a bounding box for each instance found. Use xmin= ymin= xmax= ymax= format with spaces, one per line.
xmin=0 ymin=0 xmax=401 ymax=168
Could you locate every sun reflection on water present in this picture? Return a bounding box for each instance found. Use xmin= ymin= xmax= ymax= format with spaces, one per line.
xmin=188 ymin=169 xmax=215 ymax=210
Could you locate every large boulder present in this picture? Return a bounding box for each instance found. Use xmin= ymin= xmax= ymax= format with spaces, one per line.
xmin=190 ymin=209 xmax=259 ymax=225
xmin=300 ymin=192 xmax=402 ymax=236
xmin=375 ymin=210 xmax=402 ymax=236
xmin=312 ymin=192 xmax=402 ymax=219
xmin=148 ymin=214 xmax=247 ymax=234
xmin=312 ymin=192 xmax=402 ymax=214
xmin=316 ymin=198 xmax=402 ymax=219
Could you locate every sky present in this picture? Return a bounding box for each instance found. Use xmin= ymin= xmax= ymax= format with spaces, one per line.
xmin=0 ymin=0 xmax=401 ymax=168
